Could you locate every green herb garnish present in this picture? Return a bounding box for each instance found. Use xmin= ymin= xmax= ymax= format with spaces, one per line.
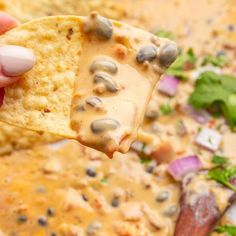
xmin=156 ymin=29 xmax=174 ymax=40
xmin=208 ymin=166 xmax=236 ymax=192
xmin=215 ymin=225 xmax=236 ymax=236
xmin=100 ymin=177 xmax=108 ymax=184
xmin=160 ymin=103 xmax=172 ymax=115
xmin=140 ymin=157 xmax=152 ymax=165
xmin=166 ymin=48 xmax=197 ymax=80
xmin=201 ymin=54 xmax=229 ymax=67
xmin=212 ymin=155 xmax=229 ymax=166
xmin=189 ymin=71 xmax=236 ymax=131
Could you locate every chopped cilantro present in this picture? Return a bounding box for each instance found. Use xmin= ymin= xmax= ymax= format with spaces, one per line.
xmin=142 ymin=142 xmax=146 ymax=151
xmin=197 ymin=126 xmax=202 ymax=133
xmin=166 ymin=48 xmax=197 ymax=80
xmin=189 ymin=71 xmax=236 ymax=131
xmin=160 ymin=103 xmax=172 ymax=115
xmin=100 ymin=177 xmax=108 ymax=184
xmin=140 ymin=157 xmax=152 ymax=165
xmin=201 ymin=54 xmax=229 ymax=67
xmin=212 ymin=155 xmax=229 ymax=166
xmin=156 ymin=29 xmax=174 ymax=39
xmin=215 ymin=225 xmax=236 ymax=236
xmin=208 ymin=166 xmax=236 ymax=192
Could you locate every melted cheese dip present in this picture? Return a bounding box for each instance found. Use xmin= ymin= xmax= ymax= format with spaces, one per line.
xmin=71 ymin=13 xmax=177 ymax=157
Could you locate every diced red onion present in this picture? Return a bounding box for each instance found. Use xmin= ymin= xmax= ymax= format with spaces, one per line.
xmin=157 ymin=74 xmax=179 ymax=97
xmin=195 ymin=128 xmax=222 ymax=152
xmin=226 ymin=203 xmax=236 ymax=224
xmin=181 ymin=104 xmax=211 ymax=124
xmin=0 ymin=88 xmax=4 ymax=106
xmin=168 ymin=155 xmax=203 ymax=180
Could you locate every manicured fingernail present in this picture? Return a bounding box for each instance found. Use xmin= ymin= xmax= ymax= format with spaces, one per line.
xmin=0 ymin=45 xmax=35 ymax=77
xmin=0 ymin=88 xmax=4 ymax=106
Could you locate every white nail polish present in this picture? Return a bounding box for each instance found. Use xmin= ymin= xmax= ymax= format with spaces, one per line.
xmin=0 ymin=45 xmax=35 ymax=77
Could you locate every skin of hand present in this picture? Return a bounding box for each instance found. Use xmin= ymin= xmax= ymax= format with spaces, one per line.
xmin=0 ymin=12 xmax=35 ymax=105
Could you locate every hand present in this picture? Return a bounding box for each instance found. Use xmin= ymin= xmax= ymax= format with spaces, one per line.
xmin=0 ymin=12 xmax=35 ymax=105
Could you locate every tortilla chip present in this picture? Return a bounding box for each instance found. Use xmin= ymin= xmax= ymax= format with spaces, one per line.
xmin=0 ymin=15 xmax=176 ymax=155
xmin=0 ymin=122 xmax=60 ymax=155
xmin=0 ymin=16 xmax=83 ymax=138
xmin=0 ymin=0 xmax=126 ymax=22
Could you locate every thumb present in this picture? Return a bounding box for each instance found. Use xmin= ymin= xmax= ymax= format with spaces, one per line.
xmin=0 ymin=12 xmax=19 ymax=35
xmin=0 ymin=45 xmax=35 ymax=88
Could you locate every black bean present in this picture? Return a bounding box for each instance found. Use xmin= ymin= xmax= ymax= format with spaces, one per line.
xmin=164 ymin=205 xmax=178 ymax=217
xmin=136 ymin=45 xmax=157 ymax=63
xmin=94 ymin=16 xmax=113 ymax=40
xmin=228 ymin=24 xmax=235 ymax=32
xmin=84 ymin=14 xmax=113 ymax=40
xmin=90 ymin=58 xmax=118 ymax=74
xmin=216 ymin=50 xmax=226 ymax=57
xmin=86 ymin=221 xmax=102 ymax=236
xmin=82 ymin=194 xmax=88 ymax=202
xmin=146 ymin=165 xmax=154 ymax=174
xmin=94 ymin=72 xmax=119 ymax=93
xmin=156 ymin=191 xmax=169 ymax=202
xmin=17 ymin=215 xmax=27 ymax=223
xmin=86 ymin=97 xmax=103 ymax=108
xmin=76 ymin=106 xmax=85 ymax=112
xmin=111 ymin=197 xmax=120 ymax=207
xmin=91 ymin=118 xmax=120 ymax=133
xmin=37 ymin=216 xmax=47 ymax=226
xmin=159 ymin=43 xmax=178 ymax=67
xmin=86 ymin=168 xmax=97 ymax=177
xmin=47 ymin=208 xmax=55 ymax=217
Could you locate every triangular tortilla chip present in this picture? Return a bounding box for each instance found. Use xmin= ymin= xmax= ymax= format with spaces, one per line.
xmin=0 ymin=0 xmax=125 ymax=22
xmin=0 ymin=14 xmax=178 ymax=156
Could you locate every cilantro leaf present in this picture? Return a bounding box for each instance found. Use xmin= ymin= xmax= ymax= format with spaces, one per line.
xmin=189 ymin=71 xmax=236 ymax=131
xmin=100 ymin=177 xmax=108 ymax=184
xmin=140 ymin=157 xmax=152 ymax=165
xmin=160 ymin=103 xmax=172 ymax=115
xmin=166 ymin=68 xmax=187 ymax=80
xmin=215 ymin=225 xmax=236 ymax=236
xmin=201 ymin=54 xmax=229 ymax=67
xmin=166 ymin=48 xmax=197 ymax=80
xmin=156 ymin=30 xmax=174 ymax=40
xmin=208 ymin=166 xmax=236 ymax=192
xmin=212 ymin=155 xmax=229 ymax=166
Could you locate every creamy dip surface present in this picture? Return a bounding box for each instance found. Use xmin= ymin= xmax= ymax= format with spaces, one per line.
xmin=71 ymin=13 xmax=177 ymax=157
xmin=0 ymin=0 xmax=236 ymax=236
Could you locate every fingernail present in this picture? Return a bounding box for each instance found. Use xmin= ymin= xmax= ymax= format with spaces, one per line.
xmin=0 ymin=45 xmax=35 ymax=77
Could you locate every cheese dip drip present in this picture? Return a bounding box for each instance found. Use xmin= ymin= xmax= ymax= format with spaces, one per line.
xmin=71 ymin=13 xmax=178 ymax=157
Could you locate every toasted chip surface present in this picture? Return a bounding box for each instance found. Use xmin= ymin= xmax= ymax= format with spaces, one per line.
xmin=0 ymin=16 xmax=83 ymax=137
